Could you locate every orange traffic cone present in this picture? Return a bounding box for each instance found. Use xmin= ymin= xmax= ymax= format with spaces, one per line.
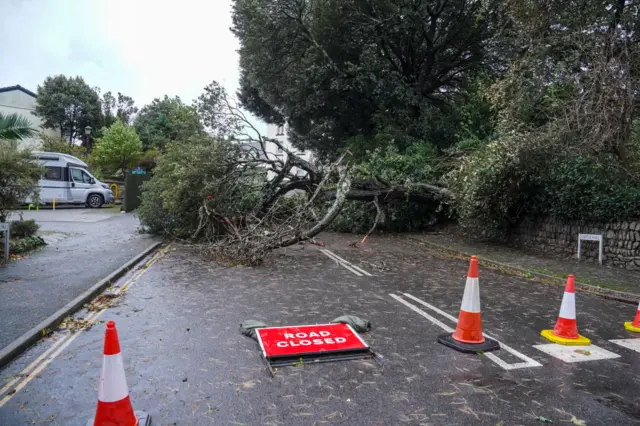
xmin=87 ymin=321 xmax=151 ymax=426
xmin=541 ymin=275 xmax=590 ymax=345
xmin=624 ymin=301 xmax=640 ymax=332
xmin=438 ymin=256 xmax=500 ymax=353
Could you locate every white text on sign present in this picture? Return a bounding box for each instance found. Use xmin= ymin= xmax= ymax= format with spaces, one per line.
xmin=276 ymin=330 xmax=347 ymax=348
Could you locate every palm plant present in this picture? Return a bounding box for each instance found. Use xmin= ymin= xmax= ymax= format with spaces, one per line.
xmin=0 ymin=112 xmax=37 ymax=141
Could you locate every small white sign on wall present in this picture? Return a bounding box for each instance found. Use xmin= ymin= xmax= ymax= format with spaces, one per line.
xmin=577 ymin=233 xmax=603 ymax=265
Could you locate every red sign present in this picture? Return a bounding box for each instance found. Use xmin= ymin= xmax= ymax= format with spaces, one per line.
xmin=256 ymin=323 xmax=368 ymax=359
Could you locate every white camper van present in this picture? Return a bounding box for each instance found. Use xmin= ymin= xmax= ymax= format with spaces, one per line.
xmin=30 ymin=152 xmax=115 ymax=208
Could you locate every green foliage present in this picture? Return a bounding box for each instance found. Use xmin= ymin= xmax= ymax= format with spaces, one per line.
xmin=0 ymin=143 xmax=43 ymax=222
xmin=34 ymin=75 xmax=102 ymax=142
xmin=10 ymin=236 xmax=46 ymax=254
xmin=92 ymin=120 xmax=143 ymax=175
xmin=136 ymin=148 xmax=161 ymax=170
xmin=449 ymin=133 xmax=640 ymax=238
xmin=0 ymin=113 xmax=37 ymax=141
xmin=40 ymin=134 xmax=86 ymax=156
xmin=448 ymin=135 xmax=548 ymax=238
xmin=102 ymin=91 xmax=138 ymax=127
xmin=356 ymin=141 xmax=438 ymax=185
xmin=444 ymin=0 xmax=640 ymax=237
xmin=138 ymin=136 xmax=259 ymax=238
xmin=10 ymin=219 xmax=39 ymax=237
xmin=543 ymin=154 xmax=640 ymax=222
xmin=233 ymin=0 xmax=503 ymax=156
xmin=331 ymin=140 xmax=442 ymax=233
xmin=134 ymin=96 xmax=203 ymax=151
xmin=330 ymin=200 xmax=439 ymax=234
xmin=194 ymin=81 xmax=241 ymax=136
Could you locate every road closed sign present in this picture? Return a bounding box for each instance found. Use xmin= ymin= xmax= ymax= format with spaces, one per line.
xmin=256 ymin=323 xmax=369 ymax=360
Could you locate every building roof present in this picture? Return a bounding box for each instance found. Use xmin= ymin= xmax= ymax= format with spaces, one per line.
xmin=0 ymin=85 xmax=37 ymax=98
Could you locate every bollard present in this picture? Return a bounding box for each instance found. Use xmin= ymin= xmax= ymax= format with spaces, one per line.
xmin=110 ymin=184 xmax=119 ymax=200
xmin=53 ymin=198 xmax=56 ymax=210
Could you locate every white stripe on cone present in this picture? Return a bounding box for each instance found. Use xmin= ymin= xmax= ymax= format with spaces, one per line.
xmin=558 ymin=292 xmax=576 ymax=320
xmin=98 ymin=353 xmax=130 ymax=403
xmin=460 ymin=277 xmax=481 ymax=313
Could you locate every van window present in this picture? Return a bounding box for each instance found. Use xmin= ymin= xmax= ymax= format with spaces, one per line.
xmin=44 ymin=166 xmax=63 ymax=181
xmin=70 ymin=168 xmax=92 ymax=184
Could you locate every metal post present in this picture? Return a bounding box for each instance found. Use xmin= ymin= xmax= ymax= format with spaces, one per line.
xmin=4 ymin=228 xmax=9 ymax=263
xmin=577 ymin=239 xmax=581 ymax=261
xmin=599 ymin=239 xmax=603 ymax=265
xmin=1 ymin=224 xmax=9 ymax=263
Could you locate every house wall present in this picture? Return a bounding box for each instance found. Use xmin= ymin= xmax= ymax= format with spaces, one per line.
xmin=265 ymin=123 xmax=313 ymax=179
xmin=0 ymin=89 xmax=60 ymax=149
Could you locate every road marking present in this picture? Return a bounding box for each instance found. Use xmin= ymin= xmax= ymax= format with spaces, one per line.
xmin=391 ymin=293 xmax=542 ymax=370
xmin=320 ymin=249 xmax=363 ymax=276
xmin=390 ymin=294 xmax=455 ymax=332
xmin=0 ymin=310 xmax=100 ymax=398
xmin=0 ymin=245 xmax=169 ymax=407
xmin=115 ymin=247 xmax=167 ymax=294
xmin=609 ymin=338 xmax=640 ymax=353
xmin=320 ymin=249 xmax=373 ymax=276
xmin=0 ymin=316 xmax=97 ymax=407
xmin=533 ymin=343 xmax=620 ymax=363
xmin=401 ymin=293 xmax=542 ymax=369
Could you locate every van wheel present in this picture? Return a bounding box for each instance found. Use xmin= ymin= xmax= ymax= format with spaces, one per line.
xmin=87 ymin=194 xmax=104 ymax=208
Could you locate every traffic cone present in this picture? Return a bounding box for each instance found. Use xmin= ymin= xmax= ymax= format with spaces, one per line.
xmin=437 ymin=256 xmax=500 ymax=353
xmin=624 ymin=300 xmax=640 ymax=332
xmin=87 ymin=321 xmax=151 ymax=426
xmin=541 ymin=275 xmax=591 ymax=345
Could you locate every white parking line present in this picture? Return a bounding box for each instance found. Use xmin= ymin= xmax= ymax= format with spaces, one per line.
xmin=391 ymin=293 xmax=542 ymax=370
xmin=320 ymin=249 xmax=373 ymax=276
xmin=533 ymin=344 xmax=620 ymax=363
xmin=390 ymin=294 xmax=454 ymax=333
xmin=610 ymin=338 xmax=640 ymax=353
xmin=320 ymin=249 xmax=363 ymax=276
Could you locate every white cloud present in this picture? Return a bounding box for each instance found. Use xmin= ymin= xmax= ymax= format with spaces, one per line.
xmin=1 ymin=0 xmax=262 ymax=129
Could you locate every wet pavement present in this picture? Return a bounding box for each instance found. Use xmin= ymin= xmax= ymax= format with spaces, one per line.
xmin=1 ymin=233 xmax=640 ymax=425
xmin=409 ymin=231 xmax=640 ymax=295
xmin=0 ymin=208 xmax=157 ymax=349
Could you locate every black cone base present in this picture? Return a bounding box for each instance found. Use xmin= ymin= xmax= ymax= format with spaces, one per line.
xmin=437 ymin=333 xmax=500 ymax=354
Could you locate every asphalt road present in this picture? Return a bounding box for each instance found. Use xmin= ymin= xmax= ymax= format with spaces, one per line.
xmin=0 ymin=208 xmax=157 ymax=349
xmin=1 ymin=233 xmax=639 ymax=425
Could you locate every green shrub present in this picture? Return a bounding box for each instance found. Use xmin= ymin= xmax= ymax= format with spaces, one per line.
xmin=10 ymin=236 xmax=46 ymax=254
xmin=543 ymin=154 xmax=640 ymax=221
xmin=10 ymin=219 xmax=39 ymax=237
xmin=447 ymin=133 xmax=553 ymax=239
xmin=137 ymin=135 xmax=261 ymax=238
xmin=449 ymin=131 xmax=640 ymax=238
xmin=330 ymin=200 xmax=440 ymax=234
xmin=330 ymin=139 xmax=444 ymax=234
xmin=0 ymin=143 xmax=43 ymax=222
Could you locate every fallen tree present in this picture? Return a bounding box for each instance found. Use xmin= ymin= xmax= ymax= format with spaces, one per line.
xmin=138 ymin=83 xmax=451 ymax=264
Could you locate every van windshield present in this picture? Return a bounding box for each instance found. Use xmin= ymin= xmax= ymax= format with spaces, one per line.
xmin=70 ymin=168 xmax=93 ymax=184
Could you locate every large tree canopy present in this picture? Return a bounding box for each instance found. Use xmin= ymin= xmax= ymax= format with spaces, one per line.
xmin=34 ymin=75 xmax=102 ymax=143
xmin=102 ymin=91 xmax=138 ymax=128
xmin=134 ymin=95 xmax=204 ymax=151
xmin=232 ymin=0 xmax=503 ymax=156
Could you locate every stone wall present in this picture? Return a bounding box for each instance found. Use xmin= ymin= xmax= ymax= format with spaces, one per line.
xmin=509 ymin=218 xmax=640 ymax=269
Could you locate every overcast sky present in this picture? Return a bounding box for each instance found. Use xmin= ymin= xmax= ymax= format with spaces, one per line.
xmin=1 ymin=0 xmax=262 ymax=127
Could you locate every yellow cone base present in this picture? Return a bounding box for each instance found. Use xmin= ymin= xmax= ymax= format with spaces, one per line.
xmin=624 ymin=322 xmax=640 ymax=333
xmin=541 ymin=329 xmax=591 ymax=346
